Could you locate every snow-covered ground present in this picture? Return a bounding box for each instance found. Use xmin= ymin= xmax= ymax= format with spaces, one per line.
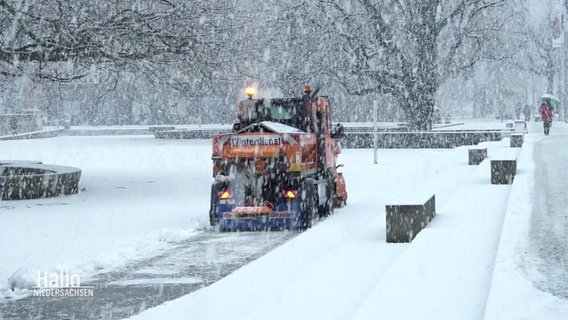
xmin=1 ymin=137 xmax=211 ymax=295
xmin=1 ymin=120 xmax=567 ymax=319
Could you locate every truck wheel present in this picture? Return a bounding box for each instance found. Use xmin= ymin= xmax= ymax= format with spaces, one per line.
xmin=318 ymin=181 xmax=335 ymax=218
xmin=298 ymin=180 xmax=316 ymax=230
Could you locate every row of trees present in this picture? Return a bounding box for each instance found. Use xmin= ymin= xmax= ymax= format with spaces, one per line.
xmin=0 ymin=0 xmax=553 ymax=129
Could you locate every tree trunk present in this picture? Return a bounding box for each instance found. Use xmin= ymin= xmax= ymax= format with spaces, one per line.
xmin=403 ymin=4 xmax=439 ymax=132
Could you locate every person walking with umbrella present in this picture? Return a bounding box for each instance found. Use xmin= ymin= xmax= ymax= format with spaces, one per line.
xmin=539 ymin=98 xmax=554 ymax=135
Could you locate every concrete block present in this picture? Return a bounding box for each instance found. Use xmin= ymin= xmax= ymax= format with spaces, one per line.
xmin=510 ymin=133 xmax=523 ymax=148
xmin=386 ymin=194 xmax=436 ymax=243
xmin=468 ymin=148 xmax=487 ymax=165
xmin=491 ymin=160 xmax=516 ymax=184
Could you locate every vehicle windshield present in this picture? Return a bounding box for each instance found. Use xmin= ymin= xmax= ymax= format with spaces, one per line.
xmin=264 ymin=98 xmax=305 ymax=129
xmin=268 ymin=102 xmax=294 ymax=120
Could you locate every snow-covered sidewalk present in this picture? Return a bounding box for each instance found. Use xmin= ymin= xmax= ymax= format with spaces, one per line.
xmin=130 ymin=123 xmax=568 ymax=320
xmin=484 ymin=122 xmax=568 ymax=319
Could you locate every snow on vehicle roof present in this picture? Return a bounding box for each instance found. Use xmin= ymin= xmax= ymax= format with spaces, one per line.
xmin=259 ymin=121 xmax=305 ymax=133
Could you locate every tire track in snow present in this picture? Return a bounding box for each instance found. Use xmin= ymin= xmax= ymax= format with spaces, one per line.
xmin=0 ymin=230 xmax=297 ymax=319
xmin=528 ymin=134 xmax=568 ymax=299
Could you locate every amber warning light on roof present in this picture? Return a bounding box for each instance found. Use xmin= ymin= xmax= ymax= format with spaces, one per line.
xmin=245 ymin=86 xmax=256 ymax=99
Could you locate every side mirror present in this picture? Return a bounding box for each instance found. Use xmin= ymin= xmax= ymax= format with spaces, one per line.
xmin=332 ymin=123 xmax=344 ymax=139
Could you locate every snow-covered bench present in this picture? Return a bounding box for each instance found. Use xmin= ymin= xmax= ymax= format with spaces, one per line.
xmin=509 ymin=133 xmax=523 ymax=148
xmin=468 ymin=148 xmax=487 ymax=165
xmin=385 ymin=194 xmax=436 ymax=243
xmin=490 ymin=159 xmax=516 ymax=185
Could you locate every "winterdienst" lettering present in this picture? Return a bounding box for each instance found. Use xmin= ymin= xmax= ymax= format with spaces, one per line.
xmin=230 ymin=135 xmax=282 ymax=146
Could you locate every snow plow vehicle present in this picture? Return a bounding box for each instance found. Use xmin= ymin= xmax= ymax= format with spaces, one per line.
xmin=209 ymin=86 xmax=345 ymax=231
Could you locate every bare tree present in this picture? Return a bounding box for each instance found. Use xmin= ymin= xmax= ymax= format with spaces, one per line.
xmin=0 ymin=0 xmax=538 ymax=127
xmin=309 ymin=0 xmax=520 ymax=130
xmin=0 ymin=0 xmax=234 ymax=84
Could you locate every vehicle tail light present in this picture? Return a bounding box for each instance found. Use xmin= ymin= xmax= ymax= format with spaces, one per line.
xmin=219 ymin=190 xmax=230 ymax=200
xmin=284 ymin=190 xmax=297 ymax=199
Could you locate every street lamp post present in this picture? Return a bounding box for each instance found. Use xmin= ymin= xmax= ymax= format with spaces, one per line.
xmin=373 ymin=100 xmax=378 ymax=164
